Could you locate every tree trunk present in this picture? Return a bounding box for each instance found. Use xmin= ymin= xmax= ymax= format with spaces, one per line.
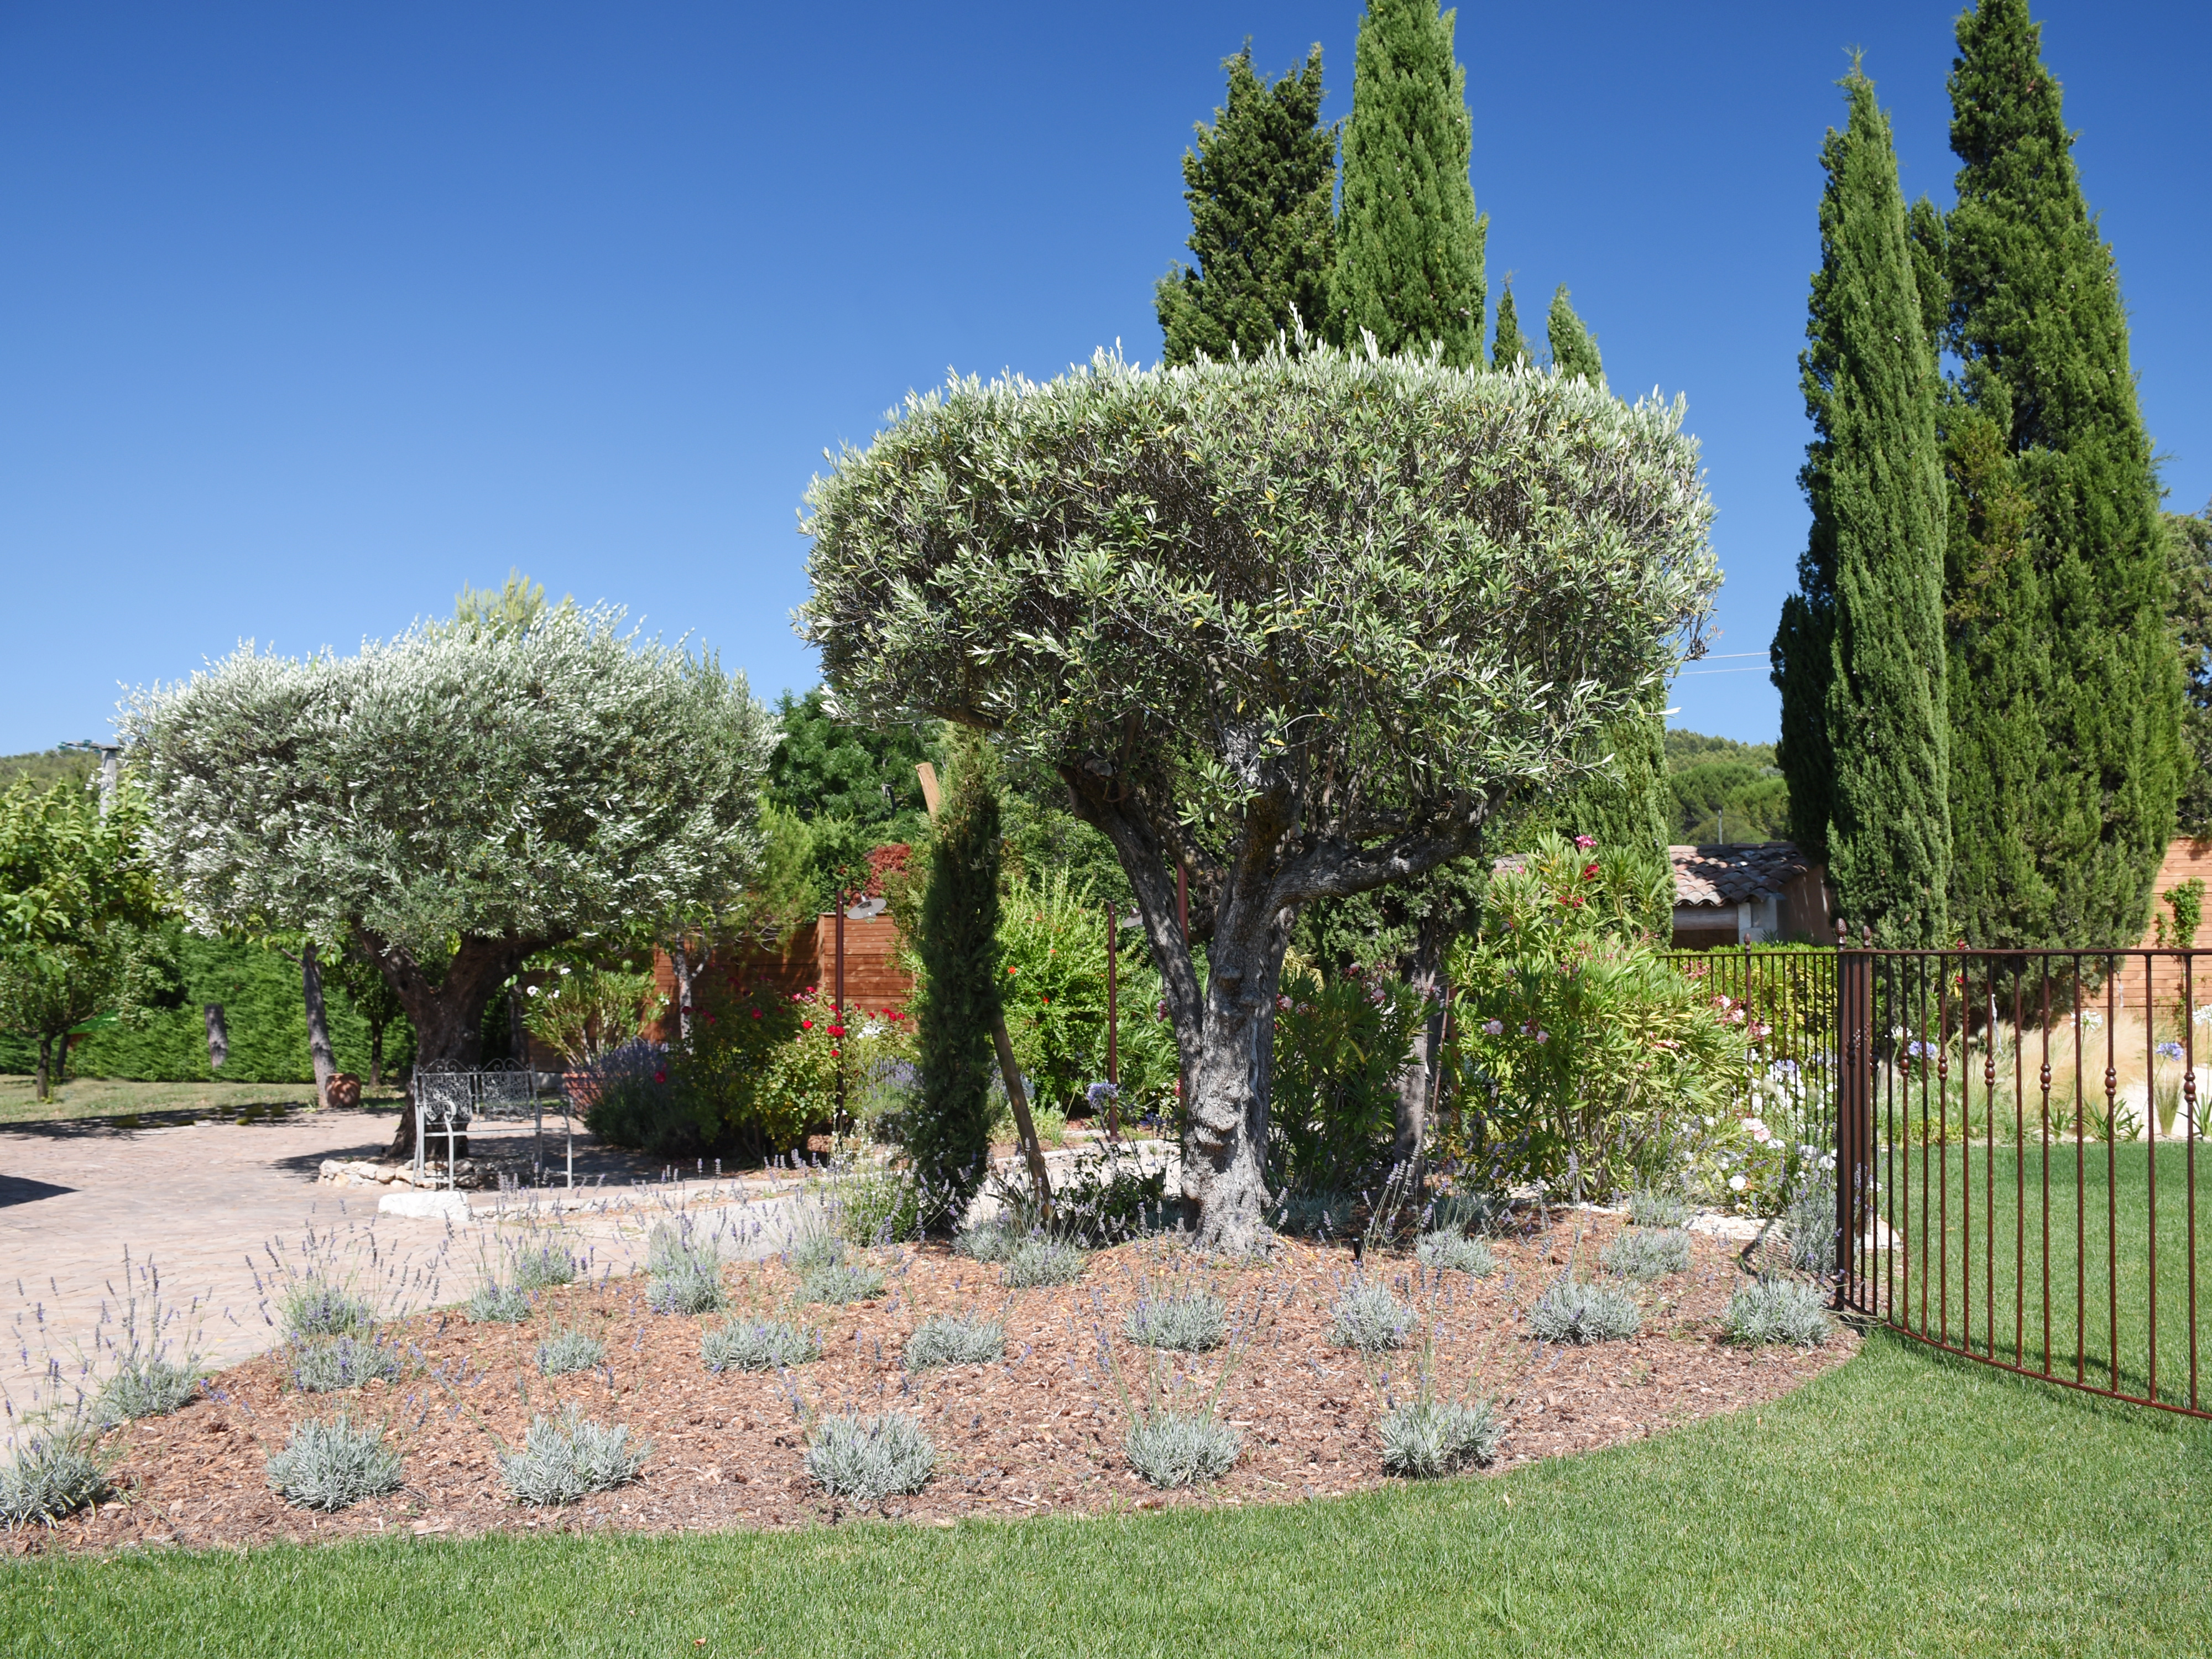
xmin=669 ymin=938 xmax=693 ymax=1042
xmin=1391 ymin=911 xmax=1451 ymax=1177
xmin=361 ymin=931 xmax=543 ymax=1159
xmin=369 ymin=1019 xmax=383 ymax=1087
xmin=35 ymin=1034 xmax=50 ymax=1104
xmin=301 ymin=942 xmax=337 ymax=1108
xmin=205 ymin=1003 xmax=229 ymax=1071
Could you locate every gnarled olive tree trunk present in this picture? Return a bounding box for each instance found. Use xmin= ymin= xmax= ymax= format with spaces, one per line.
xmin=358 ymin=931 xmax=545 ymax=1159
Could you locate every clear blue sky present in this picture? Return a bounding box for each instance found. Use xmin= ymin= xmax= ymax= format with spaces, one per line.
xmin=3 ymin=1 xmax=2206 ymax=754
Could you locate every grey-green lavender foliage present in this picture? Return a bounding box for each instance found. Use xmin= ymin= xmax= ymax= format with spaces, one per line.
xmin=1528 ymin=1278 xmax=1641 ymax=1344
xmin=1415 ymin=1230 xmax=1497 ymax=1276
xmin=1329 ymin=1279 xmax=1415 ymax=1350
xmin=703 ymin=1317 xmax=820 ymax=1373
xmin=467 ymin=1282 xmax=535 ymax=1324
xmin=0 ymin=1433 xmax=106 ymax=1527
xmin=1271 ymin=1191 xmax=1357 ymax=1239
xmin=1000 ymin=1239 xmax=1086 ymax=1290
xmin=902 ymin=1313 xmax=1006 ymax=1370
xmin=1378 ymin=1396 xmax=1500 ymax=1478
xmin=1124 ymin=1411 xmax=1240 ymax=1488
xmin=1123 ymin=1292 xmax=1227 ymax=1353
xmin=800 ymin=1262 xmax=888 ymax=1305
xmin=1724 ymin=1277 xmax=1834 ymax=1348
xmin=1431 ymin=1188 xmax=1514 ymax=1236
xmin=92 ymin=1353 xmax=201 ymax=1424
xmin=1785 ymin=1180 xmax=1837 ymax=1276
xmin=646 ymin=1265 xmax=726 ymax=1317
xmin=804 ymin=1412 xmax=936 ymax=1501
xmin=1626 ymin=1188 xmax=1692 ymax=1229
xmin=498 ymin=1408 xmax=650 ymax=1506
xmin=264 ymin=1414 xmax=404 ymax=1512
xmin=534 ymin=1328 xmax=607 ymax=1376
xmin=511 ymin=1240 xmax=578 ymax=1291
xmin=278 ymin=1279 xmax=373 ymax=1340
xmin=289 ymin=1335 xmax=408 ymax=1394
xmin=1600 ymin=1227 xmax=1692 ymax=1281
xmin=952 ymin=1220 xmax=1017 ymax=1264
xmin=648 ymin=1221 xmax=720 ymax=1276
xmin=834 ymin=1169 xmax=925 ymax=1246
xmin=785 ymin=1231 xmax=848 ymax=1276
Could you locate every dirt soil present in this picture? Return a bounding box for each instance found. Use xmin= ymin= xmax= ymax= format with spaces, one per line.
xmin=16 ymin=1212 xmax=1854 ymax=1553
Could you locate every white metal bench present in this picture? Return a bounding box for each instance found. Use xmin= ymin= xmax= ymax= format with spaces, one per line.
xmin=410 ymin=1060 xmax=574 ymax=1190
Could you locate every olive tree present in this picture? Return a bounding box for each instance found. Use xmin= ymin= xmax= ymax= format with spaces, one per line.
xmin=800 ymin=341 xmax=1718 ymax=1254
xmin=124 ymin=604 xmax=771 ymax=1154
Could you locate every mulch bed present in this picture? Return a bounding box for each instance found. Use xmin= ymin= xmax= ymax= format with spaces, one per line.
xmin=14 ymin=1212 xmax=1854 ymax=1553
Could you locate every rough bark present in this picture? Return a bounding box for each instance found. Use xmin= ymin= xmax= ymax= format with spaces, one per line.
xmin=35 ymin=1034 xmax=51 ymax=1103
xmin=1391 ymin=911 xmax=1450 ymax=1172
xmin=301 ymin=942 xmax=337 ymax=1108
xmin=204 ymin=1003 xmax=228 ymax=1071
xmin=360 ymin=929 xmax=546 ymax=1158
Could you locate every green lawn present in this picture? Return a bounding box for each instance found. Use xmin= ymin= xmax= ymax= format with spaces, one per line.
xmin=0 ymin=1076 xmax=405 ymax=1127
xmin=3 ymin=1329 xmax=2205 ymax=1657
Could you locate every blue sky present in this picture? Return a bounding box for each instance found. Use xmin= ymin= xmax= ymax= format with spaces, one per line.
xmin=3 ymin=1 xmax=2206 ymax=753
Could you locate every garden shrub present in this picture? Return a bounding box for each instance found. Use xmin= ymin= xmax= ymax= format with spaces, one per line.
xmin=0 ymin=1432 xmax=106 ymax=1527
xmin=576 ymin=1039 xmax=688 ymax=1159
xmin=1270 ymin=1188 xmax=1357 ymax=1239
xmin=953 ymin=1220 xmax=1016 ymax=1264
xmin=1000 ymin=1239 xmax=1085 ymax=1289
xmin=1784 ymin=1179 xmax=1835 ymax=1275
xmin=785 ymin=1229 xmax=847 ymax=1275
xmin=800 ymin=1262 xmax=887 ymax=1305
xmin=1378 ymin=1396 xmax=1500 ymax=1478
xmin=467 ymin=1282 xmax=534 ymax=1324
xmin=278 ymin=1279 xmax=373 ymax=1340
xmin=1415 ymin=1230 xmax=1498 ymax=1276
xmin=1626 ymin=1188 xmax=1692 ymax=1229
xmin=1724 ymin=1277 xmax=1833 ymax=1347
xmin=512 ymin=1240 xmax=578 ymax=1291
xmin=1124 ymin=1291 xmax=1226 ymax=1352
xmin=1428 ymin=1187 xmax=1514 ymax=1237
xmin=646 ymin=1219 xmax=719 ymax=1277
xmin=902 ymin=1312 xmax=1006 ymax=1370
xmin=834 ymin=1168 xmax=925 ymax=1246
xmin=1124 ymin=1411 xmax=1239 ymax=1488
xmin=804 ymin=1412 xmax=935 ymax=1501
xmin=702 ymin=1318 xmax=820 ymax=1373
xmin=1600 ymin=1227 xmax=1692 ymax=1281
xmin=1528 ymin=1278 xmax=1641 ymax=1344
xmin=1328 ymin=1279 xmax=1414 ymax=1351
xmin=265 ymin=1414 xmax=403 ymax=1512
xmin=92 ymin=1353 xmax=201 ymax=1423
xmin=289 ymin=1335 xmax=408 ymax=1393
xmin=498 ymin=1407 xmax=650 ymax=1505
xmin=1268 ymin=969 xmax=1424 ymax=1199
xmin=647 ymin=1264 xmax=727 ymax=1317
xmin=535 ymin=1327 xmax=606 ymax=1376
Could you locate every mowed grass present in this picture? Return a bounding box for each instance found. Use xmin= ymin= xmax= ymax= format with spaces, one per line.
xmin=0 ymin=1076 xmax=404 ymax=1126
xmin=3 ymin=1331 xmax=2206 ymax=1658
xmin=1879 ymin=1140 xmax=2212 ymax=1408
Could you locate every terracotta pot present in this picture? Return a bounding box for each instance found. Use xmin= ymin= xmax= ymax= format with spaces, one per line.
xmin=326 ymin=1072 xmax=363 ymax=1110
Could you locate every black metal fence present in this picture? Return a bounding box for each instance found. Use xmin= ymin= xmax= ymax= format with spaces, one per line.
xmin=1835 ymin=949 xmax=2211 ymax=1418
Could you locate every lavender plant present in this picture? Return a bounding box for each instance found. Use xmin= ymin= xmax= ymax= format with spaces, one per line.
xmin=703 ymin=1318 xmax=821 ymax=1372
xmin=1528 ymin=1278 xmax=1641 ymax=1344
xmin=0 ymin=1432 xmax=107 ymax=1527
xmin=1000 ymin=1239 xmax=1085 ymax=1289
xmin=646 ymin=1264 xmax=727 ymax=1317
xmin=1271 ymin=1191 xmax=1356 ymax=1240
xmin=535 ymin=1327 xmax=607 ymax=1376
xmin=265 ymin=1413 xmax=404 ymax=1511
xmin=289 ymin=1334 xmax=409 ymax=1393
xmin=92 ymin=1352 xmax=202 ymax=1424
xmin=1600 ymin=1227 xmax=1692 ymax=1281
xmin=902 ymin=1313 xmax=1006 ymax=1370
xmin=1783 ymin=1180 xmax=1836 ymax=1276
xmin=511 ymin=1239 xmax=580 ymax=1291
xmin=1329 ymin=1279 xmax=1414 ymax=1351
xmin=1378 ymin=1396 xmax=1501 ymax=1478
xmin=467 ymin=1282 xmax=535 ymax=1324
xmin=953 ymin=1221 xmax=1016 ymax=1264
xmin=1626 ymin=1188 xmax=1692 ymax=1229
xmin=498 ymin=1407 xmax=650 ymax=1505
xmin=804 ymin=1412 xmax=935 ymax=1501
xmin=1415 ymin=1230 xmax=1498 ymax=1276
xmin=1124 ymin=1291 xmax=1227 ymax=1353
xmin=1723 ymin=1277 xmax=1833 ymax=1347
xmin=1124 ymin=1411 xmax=1239 ymax=1488
xmin=800 ymin=1262 xmax=888 ymax=1305
xmin=278 ymin=1279 xmax=374 ymax=1340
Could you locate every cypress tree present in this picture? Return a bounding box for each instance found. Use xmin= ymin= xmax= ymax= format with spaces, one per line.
xmin=1774 ymin=65 xmax=1951 ymax=947
xmin=1941 ymin=0 xmax=2179 ymax=947
xmin=1330 ymin=0 xmax=1485 ymax=363
xmin=1155 ymin=43 xmax=1337 ymax=365
xmin=905 ymin=732 xmax=1002 ymax=1231
xmin=1490 ymin=281 xmax=1527 ymax=369
xmin=2171 ymin=507 xmax=2212 ymax=837
xmin=1546 ymin=285 xmax=1603 ymax=384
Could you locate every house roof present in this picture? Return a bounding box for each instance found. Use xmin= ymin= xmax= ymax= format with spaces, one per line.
xmin=1668 ymin=841 xmax=1813 ymax=909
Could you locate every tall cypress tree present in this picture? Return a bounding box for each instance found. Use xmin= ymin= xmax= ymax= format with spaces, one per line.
xmin=905 ymin=732 xmax=1002 ymax=1231
xmin=1490 ymin=281 xmax=1527 ymax=369
xmin=1330 ymin=0 xmax=1486 ymax=364
xmin=1773 ymin=65 xmax=1951 ymax=947
xmin=1941 ymin=0 xmax=2179 ymax=947
xmin=1546 ymin=286 xmax=1603 ymax=383
xmin=1155 ymin=44 xmax=1337 ymax=365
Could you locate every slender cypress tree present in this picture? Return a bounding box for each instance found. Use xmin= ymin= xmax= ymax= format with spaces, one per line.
xmin=2171 ymin=507 xmax=2212 ymax=837
xmin=1774 ymin=66 xmax=1952 ymax=947
xmin=1330 ymin=0 xmax=1485 ymax=363
xmin=1941 ymin=0 xmax=2179 ymax=947
xmin=1546 ymin=286 xmax=1603 ymax=384
xmin=1490 ymin=281 xmax=1527 ymax=369
xmin=905 ymin=732 xmax=1002 ymax=1230
xmin=1156 ymin=44 xmax=1337 ymax=365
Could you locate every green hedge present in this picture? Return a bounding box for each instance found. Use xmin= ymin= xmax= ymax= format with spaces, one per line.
xmin=0 ymin=932 xmax=415 ymax=1083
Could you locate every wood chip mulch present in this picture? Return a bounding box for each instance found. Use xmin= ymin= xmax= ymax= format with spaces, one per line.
xmin=13 ymin=1214 xmax=1854 ymax=1554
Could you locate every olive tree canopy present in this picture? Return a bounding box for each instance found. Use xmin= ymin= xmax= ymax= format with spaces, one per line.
xmin=125 ymin=603 xmax=771 ymax=1149
xmin=800 ymin=341 xmax=1718 ymax=1252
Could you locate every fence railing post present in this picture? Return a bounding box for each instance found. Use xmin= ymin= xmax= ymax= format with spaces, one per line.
xmin=1836 ymin=930 xmax=1873 ymax=1311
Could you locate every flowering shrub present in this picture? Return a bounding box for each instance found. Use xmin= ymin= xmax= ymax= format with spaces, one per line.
xmin=1269 ymin=966 xmax=1425 ymax=1198
xmin=1446 ymin=833 xmax=1748 ymax=1195
xmin=995 ymin=869 xmax=1177 ymax=1117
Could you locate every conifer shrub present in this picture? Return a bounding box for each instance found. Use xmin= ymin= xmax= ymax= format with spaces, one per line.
xmin=534 ymin=1328 xmax=606 ymax=1376
xmin=1724 ymin=1277 xmax=1834 ymax=1348
xmin=1123 ymin=1292 xmax=1227 ymax=1353
xmin=289 ymin=1335 xmax=408 ymax=1393
xmin=902 ymin=1313 xmax=1006 ymax=1370
xmin=498 ymin=1408 xmax=650 ymax=1505
xmin=1528 ymin=1279 xmax=1641 ymax=1344
xmin=1329 ymin=1279 xmax=1414 ymax=1351
xmin=0 ymin=1433 xmax=106 ymax=1527
xmin=800 ymin=1262 xmax=886 ymax=1305
xmin=1415 ymin=1230 xmax=1498 ymax=1276
xmin=265 ymin=1414 xmax=403 ymax=1512
xmin=804 ymin=1412 xmax=935 ymax=1501
xmin=1124 ymin=1411 xmax=1239 ymax=1488
xmin=1000 ymin=1239 xmax=1085 ymax=1289
xmin=1601 ymin=1227 xmax=1692 ymax=1281
xmin=703 ymin=1318 xmax=820 ymax=1373
xmin=1378 ymin=1396 xmax=1501 ymax=1478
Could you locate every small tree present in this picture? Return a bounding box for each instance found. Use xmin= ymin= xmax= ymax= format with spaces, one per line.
xmin=1489 ymin=281 xmax=1527 ymax=371
xmin=330 ymin=947 xmax=407 ymax=1086
xmin=1546 ymin=286 xmax=1603 ymax=385
xmin=801 ymin=342 xmax=1717 ymax=1251
xmin=125 ymin=603 xmax=771 ymax=1155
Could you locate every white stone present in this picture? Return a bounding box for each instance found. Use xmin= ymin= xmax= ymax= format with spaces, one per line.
xmin=377 ymin=1191 xmax=469 ymax=1222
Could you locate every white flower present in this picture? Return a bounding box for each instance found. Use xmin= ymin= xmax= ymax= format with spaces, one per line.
xmin=1729 ymin=1174 xmax=1748 ymax=1192
xmin=1819 ymin=1154 xmax=1836 ymax=1171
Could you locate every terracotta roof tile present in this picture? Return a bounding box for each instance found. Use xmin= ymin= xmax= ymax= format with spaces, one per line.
xmin=1668 ymin=842 xmax=1812 ymax=909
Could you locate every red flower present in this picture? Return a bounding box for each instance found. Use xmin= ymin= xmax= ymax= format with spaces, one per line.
xmin=829 ymin=1048 xmax=840 ymax=1058
xmin=751 ymin=1009 xmax=761 ymax=1019
xmin=653 ymin=1070 xmax=666 ymax=1084
xmin=801 ymin=1019 xmax=813 ymax=1030
xmin=1582 ymin=862 xmax=1600 ymax=880
xmin=827 ymin=1024 xmax=846 ymax=1037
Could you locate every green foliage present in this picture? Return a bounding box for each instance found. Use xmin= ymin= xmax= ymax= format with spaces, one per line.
xmin=1666 ymin=755 xmax=1790 ymax=844
xmin=1940 ymin=0 xmax=2179 ymax=950
xmin=902 ymin=1313 xmax=1005 ymax=1370
xmin=997 ymin=867 xmax=1174 ymax=1117
xmin=2169 ymin=507 xmax=2212 ymax=837
xmin=1775 ymin=65 xmax=1951 ymax=946
xmin=904 ymin=733 xmax=1001 ymax=1230
xmin=1545 ymin=286 xmax=1603 ymax=384
xmin=278 ymin=1280 xmax=374 ymax=1340
xmin=999 ymin=1239 xmax=1086 ymax=1289
xmin=521 ymin=959 xmax=663 ymax=1066
xmin=1413 ymin=1230 xmax=1496 ymax=1276
xmin=765 ymin=687 xmax=933 ymax=846
xmin=288 ymin=1336 xmax=406 ymax=1394
xmin=799 ymin=1262 xmax=886 ymax=1305
xmin=1626 ymin=1188 xmax=1692 ymax=1229
xmin=264 ymin=1415 xmax=403 ymax=1512
xmin=0 ymin=751 xmax=96 ymax=795
xmin=1268 ymin=967 xmax=1421 ymax=1197
xmin=1447 ymin=834 xmax=1747 ymax=1193
xmin=1489 ymin=281 xmax=1527 ymax=370
xmin=1330 ymin=0 xmax=1485 ymax=363
xmin=92 ymin=1353 xmax=201 ymax=1425
xmin=498 ymin=1408 xmax=650 ymax=1506
xmin=1155 ymin=43 xmax=1337 ymax=365
xmin=466 ymin=1282 xmax=534 ymax=1324
xmin=1508 ymin=699 xmax=1674 ymax=935
xmin=664 ymin=971 xmax=812 ymax=1160
xmin=534 ymin=1328 xmax=605 ymax=1376
xmin=1123 ymin=1291 xmax=1227 ymax=1353
xmin=0 ymin=1431 xmax=107 ymax=1526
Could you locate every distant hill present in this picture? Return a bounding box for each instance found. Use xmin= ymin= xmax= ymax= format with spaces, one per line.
xmin=0 ymin=750 xmax=97 ymax=795
xmin=1665 ymin=729 xmax=1788 ymax=844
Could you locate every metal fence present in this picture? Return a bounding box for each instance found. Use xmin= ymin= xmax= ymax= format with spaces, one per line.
xmin=1835 ymin=948 xmax=2211 ymax=1419
xmin=1664 ymin=947 xmax=1841 ymax=1156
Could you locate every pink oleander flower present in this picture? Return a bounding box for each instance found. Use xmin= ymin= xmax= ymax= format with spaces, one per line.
xmin=1573 ymin=834 xmax=1596 ymax=850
